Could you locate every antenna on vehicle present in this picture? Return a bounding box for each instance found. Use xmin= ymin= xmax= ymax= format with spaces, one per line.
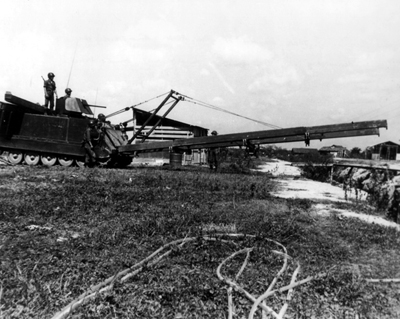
xmin=66 ymin=44 xmax=78 ymax=89
xmin=93 ymin=88 xmax=98 ymax=117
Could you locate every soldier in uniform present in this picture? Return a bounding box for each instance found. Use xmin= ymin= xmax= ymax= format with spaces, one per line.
xmin=82 ymin=119 xmax=101 ymax=167
xmin=64 ymin=88 xmax=72 ymax=98
xmin=208 ymin=130 xmax=219 ymax=170
xmin=97 ymin=113 xmax=109 ymax=127
xmin=43 ymin=72 xmax=58 ymax=110
xmin=388 ymin=186 xmax=400 ymax=223
xmin=97 ymin=113 xmax=116 ymax=132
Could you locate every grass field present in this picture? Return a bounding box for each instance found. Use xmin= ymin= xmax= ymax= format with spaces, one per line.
xmin=1 ymin=163 xmax=400 ymax=318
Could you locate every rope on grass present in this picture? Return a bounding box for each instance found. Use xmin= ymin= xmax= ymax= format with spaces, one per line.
xmin=51 ymin=234 xmax=327 ymax=319
xmin=217 ymin=248 xmax=255 ymax=319
xmin=261 ymin=244 xmax=289 ymax=319
xmin=277 ymin=262 xmax=301 ymax=319
xmin=216 ymin=254 xmax=278 ymax=317
xmin=214 ymin=237 xmax=305 ymax=319
xmin=248 ymin=272 xmax=328 ymax=319
xmin=366 ymin=278 xmax=400 ymax=283
xmin=51 ymin=237 xmax=196 ymax=319
xmin=0 ymin=156 xmax=11 ymax=165
xmin=228 ymin=248 xmax=252 ymax=319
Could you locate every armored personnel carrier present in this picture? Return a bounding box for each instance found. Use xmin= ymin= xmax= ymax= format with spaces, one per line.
xmin=0 ymin=89 xmax=388 ymax=169
xmin=0 ymin=92 xmax=132 ymax=167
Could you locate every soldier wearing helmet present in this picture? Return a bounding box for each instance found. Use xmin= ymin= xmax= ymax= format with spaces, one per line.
xmin=97 ymin=113 xmax=112 ymax=130
xmin=208 ymin=130 xmax=219 ymax=170
xmin=97 ymin=113 xmax=107 ymax=126
xmin=82 ymin=119 xmax=102 ymax=167
xmin=64 ymin=88 xmax=72 ymax=98
xmin=43 ymin=72 xmax=58 ymax=111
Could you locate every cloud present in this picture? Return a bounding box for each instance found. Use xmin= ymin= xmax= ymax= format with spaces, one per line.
xmin=338 ymin=49 xmax=396 ymax=84
xmin=208 ymin=62 xmax=235 ymax=94
xmin=293 ymin=0 xmax=377 ymax=19
xmin=101 ymin=78 xmax=169 ymax=106
xmin=213 ymin=36 xmax=273 ymax=65
xmin=337 ymin=73 xmax=369 ymax=84
xmin=140 ymin=78 xmax=168 ymax=91
xmin=329 ymin=107 xmax=346 ymax=121
xmin=103 ymin=81 xmax=129 ymax=95
xmin=336 ymin=49 xmax=399 ymax=102
xmin=200 ymin=68 xmax=210 ymax=76
xmin=123 ymin=18 xmax=184 ymax=44
xmin=353 ymin=50 xmax=395 ymax=70
xmin=211 ymin=96 xmax=224 ymax=105
xmin=106 ymin=17 xmax=186 ymax=69
xmin=109 ymin=42 xmax=167 ymax=66
xmin=248 ymin=62 xmax=301 ymax=92
xmin=210 ymin=36 xmax=301 ymax=96
xmin=0 ymin=30 xmax=52 ymax=74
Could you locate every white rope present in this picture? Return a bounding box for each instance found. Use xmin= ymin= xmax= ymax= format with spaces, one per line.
xmin=180 ymin=94 xmax=282 ymax=129
xmin=106 ymin=91 xmax=171 ymax=118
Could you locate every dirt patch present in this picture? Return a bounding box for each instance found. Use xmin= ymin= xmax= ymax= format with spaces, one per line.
xmin=257 ymin=159 xmax=302 ymax=176
xmin=258 ymin=160 xmax=400 ymax=230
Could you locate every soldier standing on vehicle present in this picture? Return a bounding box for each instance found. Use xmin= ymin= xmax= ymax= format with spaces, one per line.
xmin=82 ymin=119 xmax=101 ymax=167
xmin=208 ymin=130 xmax=219 ymax=170
xmin=43 ymin=72 xmax=58 ymax=110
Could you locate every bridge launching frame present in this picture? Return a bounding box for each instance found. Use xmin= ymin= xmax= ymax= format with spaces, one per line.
xmin=118 ymin=120 xmax=387 ymax=155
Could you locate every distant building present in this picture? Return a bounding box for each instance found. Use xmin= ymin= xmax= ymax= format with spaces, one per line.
xmin=368 ymin=141 xmax=400 ymax=160
xmin=318 ymin=145 xmax=349 ymax=158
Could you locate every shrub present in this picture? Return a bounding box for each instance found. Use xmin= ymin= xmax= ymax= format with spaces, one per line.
xmin=300 ymin=155 xmax=333 ymax=182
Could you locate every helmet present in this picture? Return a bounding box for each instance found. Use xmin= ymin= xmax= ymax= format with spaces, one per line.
xmin=89 ymin=119 xmax=96 ymax=127
xmin=48 ymin=72 xmax=55 ymax=78
xmin=211 ymin=130 xmax=218 ymax=136
xmin=65 ymin=88 xmax=72 ymax=94
xmin=98 ymin=113 xmax=106 ymax=120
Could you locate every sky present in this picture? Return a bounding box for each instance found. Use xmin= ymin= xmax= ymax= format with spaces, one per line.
xmin=0 ymin=0 xmax=399 ymax=150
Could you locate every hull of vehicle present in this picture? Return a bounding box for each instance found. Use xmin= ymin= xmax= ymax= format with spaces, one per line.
xmin=0 ymin=98 xmax=131 ymax=167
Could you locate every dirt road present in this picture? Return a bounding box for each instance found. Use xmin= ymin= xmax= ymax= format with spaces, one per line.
xmin=258 ymin=159 xmax=400 ymax=231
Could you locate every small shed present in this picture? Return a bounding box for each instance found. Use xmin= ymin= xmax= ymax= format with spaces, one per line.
xmin=368 ymin=141 xmax=400 ymax=160
xmin=131 ymin=108 xmax=209 ymax=141
xmin=131 ymin=108 xmax=209 ymax=164
xmin=319 ymin=145 xmax=349 ymax=158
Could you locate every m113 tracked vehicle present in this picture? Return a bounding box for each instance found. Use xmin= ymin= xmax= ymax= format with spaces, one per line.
xmin=0 ymin=89 xmax=388 ymax=168
xmin=0 ymin=92 xmax=132 ymax=167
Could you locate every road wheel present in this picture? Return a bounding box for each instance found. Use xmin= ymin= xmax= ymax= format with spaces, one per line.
xmin=41 ymin=155 xmax=57 ymax=166
xmin=24 ymin=153 xmax=40 ymax=166
xmin=75 ymin=159 xmax=86 ymax=168
xmin=58 ymin=156 xmax=74 ymax=167
xmin=8 ymin=151 xmax=23 ymax=165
